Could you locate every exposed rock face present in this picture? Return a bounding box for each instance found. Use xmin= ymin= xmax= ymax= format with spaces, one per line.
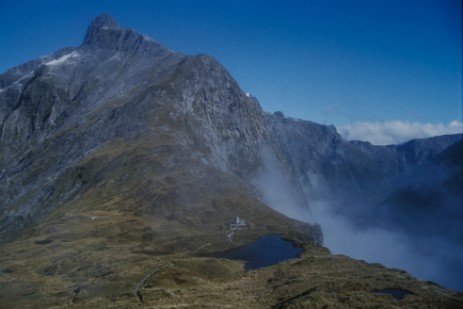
xmin=264 ymin=112 xmax=462 ymax=211
xmin=0 ymin=15 xmax=462 ymax=307
xmin=0 ymin=16 xmax=188 ymax=242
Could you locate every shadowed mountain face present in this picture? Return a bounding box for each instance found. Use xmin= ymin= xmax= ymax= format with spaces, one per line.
xmin=0 ymin=15 xmax=462 ymax=307
xmin=378 ymin=140 xmax=463 ymax=242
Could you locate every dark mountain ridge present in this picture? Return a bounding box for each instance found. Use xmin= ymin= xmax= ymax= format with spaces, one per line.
xmin=0 ymin=15 xmax=462 ymax=307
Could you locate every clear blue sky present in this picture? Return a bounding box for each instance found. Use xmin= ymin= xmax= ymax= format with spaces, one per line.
xmin=0 ymin=0 xmax=461 ymax=126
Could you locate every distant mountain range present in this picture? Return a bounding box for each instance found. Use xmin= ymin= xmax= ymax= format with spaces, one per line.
xmin=0 ymin=15 xmax=461 ymax=307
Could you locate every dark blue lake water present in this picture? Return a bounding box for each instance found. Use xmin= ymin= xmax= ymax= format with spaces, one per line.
xmin=373 ymin=288 xmax=413 ymax=300
xmin=212 ymin=235 xmax=301 ymax=270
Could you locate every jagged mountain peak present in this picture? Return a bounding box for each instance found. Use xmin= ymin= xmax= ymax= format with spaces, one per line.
xmin=90 ymin=14 xmax=119 ymax=30
xmin=80 ymin=14 xmax=174 ymax=59
xmin=83 ymin=14 xmax=120 ymax=44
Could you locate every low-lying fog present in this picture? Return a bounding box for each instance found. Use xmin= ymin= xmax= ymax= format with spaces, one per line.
xmin=310 ymin=199 xmax=463 ymax=291
xmin=253 ymin=150 xmax=463 ymax=291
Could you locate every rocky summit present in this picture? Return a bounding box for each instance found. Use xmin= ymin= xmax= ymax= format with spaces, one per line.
xmin=0 ymin=15 xmax=462 ymax=308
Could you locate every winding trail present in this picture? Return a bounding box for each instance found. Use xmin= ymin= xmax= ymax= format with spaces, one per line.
xmin=134 ymin=263 xmax=173 ymax=304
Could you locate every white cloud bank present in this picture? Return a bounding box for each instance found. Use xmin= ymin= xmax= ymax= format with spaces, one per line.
xmin=338 ymin=120 xmax=463 ymax=145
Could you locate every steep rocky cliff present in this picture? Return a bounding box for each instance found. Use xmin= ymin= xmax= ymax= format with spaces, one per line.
xmin=0 ymin=15 xmax=280 ymax=244
xmin=0 ymin=15 xmax=462 ymax=307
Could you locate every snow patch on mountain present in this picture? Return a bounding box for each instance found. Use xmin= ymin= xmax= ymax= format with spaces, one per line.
xmin=45 ymin=51 xmax=80 ymax=66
